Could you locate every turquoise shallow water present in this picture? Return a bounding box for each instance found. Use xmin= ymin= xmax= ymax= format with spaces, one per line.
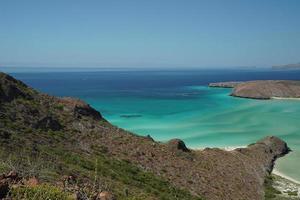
xmin=88 ymin=86 xmax=300 ymax=182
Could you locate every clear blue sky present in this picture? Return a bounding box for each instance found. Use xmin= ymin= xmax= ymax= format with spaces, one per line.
xmin=0 ymin=0 xmax=300 ymax=68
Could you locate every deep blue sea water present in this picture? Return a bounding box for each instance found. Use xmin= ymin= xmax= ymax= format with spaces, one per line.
xmin=5 ymin=68 xmax=300 ymax=182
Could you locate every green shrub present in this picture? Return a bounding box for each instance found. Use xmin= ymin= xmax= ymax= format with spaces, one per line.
xmin=11 ymin=184 xmax=72 ymax=200
xmin=54 ymin=104 xmax=64 ymax=111
xmin=264 ymin=176 xmax=281 ymax=199
xmin=287 ymin=191 xmax=298 ymax=196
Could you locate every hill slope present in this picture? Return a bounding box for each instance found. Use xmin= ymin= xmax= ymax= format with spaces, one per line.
xmin=0 ymin=72 xmax=290 ymax=200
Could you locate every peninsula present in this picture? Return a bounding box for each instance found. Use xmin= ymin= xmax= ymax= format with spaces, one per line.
xmin=209 ymin=80 xmax=300 ymax=100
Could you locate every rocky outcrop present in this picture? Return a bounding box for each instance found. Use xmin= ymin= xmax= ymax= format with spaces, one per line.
xmin=209 ymin=80 xmax=300 ymax=99
xmin=236 ymin=136 xmax=290 ymax=174
xmin=34 ymin=116 xmax=62 ymax=131
xmin=59 ymin=97 xmax=103 ymax=120
xmin=167 ymin=139 xmax=190 ymax=152
xmin=0 ymin=72 xmax=34 ymax=102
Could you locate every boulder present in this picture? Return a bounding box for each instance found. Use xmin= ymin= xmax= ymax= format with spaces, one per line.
xmin=167 ymin=139 xmax=190 ymax=152
xmin=59 ymin=97 xmax=103 ymax=120
xmin=97 ymin=191 xmax=115 ymax=200
xmin=145 ymin=134 xmax=154 ymax=142
xmin=74 ymin=104 xmax=102 ymax=120
xmin=26 ymin=177 xmax=39 ymax=187
xmin=35 ymin=116 xmax=62 ymax=131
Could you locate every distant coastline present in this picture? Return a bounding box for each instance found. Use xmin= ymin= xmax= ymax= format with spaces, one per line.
xmin=272 ymin=63 xmax=300 ymax=70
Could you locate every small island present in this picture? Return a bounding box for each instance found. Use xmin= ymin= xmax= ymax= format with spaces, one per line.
xmin=210 ymin=80 xmax=300 ymax=100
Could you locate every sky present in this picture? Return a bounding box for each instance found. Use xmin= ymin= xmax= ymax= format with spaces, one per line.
xmin=0 ymin=0 xmax=300 ymax=68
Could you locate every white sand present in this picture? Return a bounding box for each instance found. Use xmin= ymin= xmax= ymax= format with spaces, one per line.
xmin=193 ymin=146 xmax=246 ymax=151
xmin=273 ymin=169 xmax=300 ymax=185
xmin=271 ymin=97 xmax=300 ymax=100
xmin=223 ymin=146 xmax=246 ymax=151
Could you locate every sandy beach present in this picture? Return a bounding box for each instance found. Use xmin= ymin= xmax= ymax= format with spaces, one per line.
xmin=273 ymin=169 xmax=300 ymax=185
xmin=272 ymin=97 xmax=300 ymax=100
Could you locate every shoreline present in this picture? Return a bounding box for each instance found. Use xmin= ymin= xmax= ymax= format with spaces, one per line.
xmin=271 ymin=97 xmax=300 ymax=100
xmin=192 ymin=145 xmax=246 ymax=151
xmin=272 ymin=169 xmax=300 ymax=185
xmin=222 ymin=146 xmax=246 ymax=151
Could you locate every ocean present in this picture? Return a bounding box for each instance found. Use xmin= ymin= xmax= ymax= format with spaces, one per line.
xmin=6 ymin=68 xmax=300 ymax=182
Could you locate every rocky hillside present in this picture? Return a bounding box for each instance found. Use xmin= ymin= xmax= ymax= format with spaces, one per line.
xmin=210 ymin=80 xmax=300 ymax=100
xmin=0 ymin=72 xmax=291 ymax=200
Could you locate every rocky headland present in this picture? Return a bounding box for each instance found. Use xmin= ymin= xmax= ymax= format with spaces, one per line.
xmin=0 ymin=72 xmax=295 ymax=200
xmin=209 ymin=80 xmax=300 ymax=100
